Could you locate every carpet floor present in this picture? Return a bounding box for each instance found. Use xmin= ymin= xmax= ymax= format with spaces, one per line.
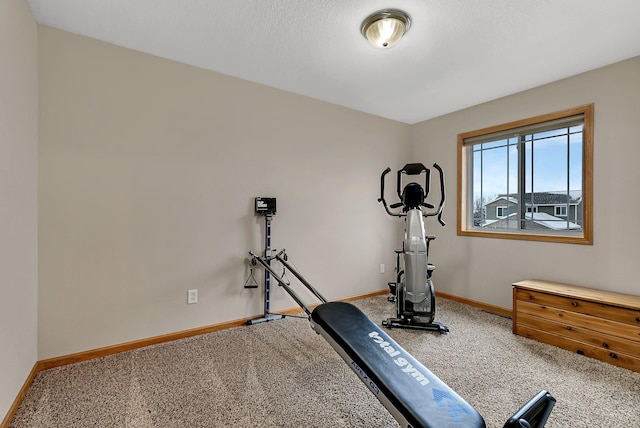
xmin=10 ymin=296 xmax=640 ymax=427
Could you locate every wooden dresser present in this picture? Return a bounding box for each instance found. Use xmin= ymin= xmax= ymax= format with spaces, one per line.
xmin=512 ymin=279 xmax=640 ymax=372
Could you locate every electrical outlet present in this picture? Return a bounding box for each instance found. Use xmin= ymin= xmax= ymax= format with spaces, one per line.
xmin=380 ymin=264 xmax=385 ymax=274
xmin=187 ymin=289 xmax=198 ymax=304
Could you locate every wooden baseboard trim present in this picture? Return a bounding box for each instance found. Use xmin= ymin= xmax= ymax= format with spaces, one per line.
xmin=36 ymin=316 xmax=256 ymax=372
xmin=340 ymin=288 xmax=389 ymax=301
xmin=1 ymin=363 xmax=40 ymax=428
xmin=36 ymin=289 xmax=391 ymax=372
xmin=436 ymin=291 xmax=512 ymax=317
xmin=256 ymin=289 xmax=391 ymax=316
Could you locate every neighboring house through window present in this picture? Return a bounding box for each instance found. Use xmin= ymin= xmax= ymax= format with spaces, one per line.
xmin=457 ymin=104 xmax=593 ymax=244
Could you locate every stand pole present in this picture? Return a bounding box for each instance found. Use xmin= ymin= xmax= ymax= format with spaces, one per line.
xmin=247 ymin=212 xmax=284 ymax=325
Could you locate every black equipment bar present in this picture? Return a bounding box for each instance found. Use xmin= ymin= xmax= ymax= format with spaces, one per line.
xmin=249 ymin=251 xmax=314 ymax=316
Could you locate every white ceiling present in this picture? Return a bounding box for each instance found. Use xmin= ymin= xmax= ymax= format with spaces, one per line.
xmin=27 ymin=0 xmax=640 ymax=124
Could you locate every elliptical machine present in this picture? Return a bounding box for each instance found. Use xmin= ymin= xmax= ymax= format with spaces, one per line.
xmin=378 ymin=163 xmax=448 ymax=333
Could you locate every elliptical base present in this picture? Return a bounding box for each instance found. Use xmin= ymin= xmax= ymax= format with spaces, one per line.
xmin=382 ymin=317 xmax=449 ymax=334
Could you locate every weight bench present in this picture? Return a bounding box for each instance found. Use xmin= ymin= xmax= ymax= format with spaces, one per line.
xmin=311 ymin=301 xmax=486 ymax=428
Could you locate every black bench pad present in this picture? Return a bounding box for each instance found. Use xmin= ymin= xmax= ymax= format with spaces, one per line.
xmin=311 ymin=301 xmax=485 ymax=428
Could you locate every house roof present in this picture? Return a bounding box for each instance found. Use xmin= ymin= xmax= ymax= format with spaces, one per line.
xmin=485 ymin=191 xmax=582 ymax=206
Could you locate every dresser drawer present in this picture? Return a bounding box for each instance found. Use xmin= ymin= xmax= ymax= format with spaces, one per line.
xmin=516 ymin=300 xmax=640 ymax=342
xmin=516 ymin=312 xmax=640 ymax=356
xmin=515 ymin=324 xmax=640 ymax=372
xmin=515 ymin=288 xmax=640 ymax=327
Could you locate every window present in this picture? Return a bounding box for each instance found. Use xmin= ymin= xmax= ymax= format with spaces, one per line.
xmin=457 ymin=104 xmax=593 ymax=244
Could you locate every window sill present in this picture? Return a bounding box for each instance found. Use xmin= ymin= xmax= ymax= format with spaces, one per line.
xmin=457 ymin=228 xmax=592 ymax=245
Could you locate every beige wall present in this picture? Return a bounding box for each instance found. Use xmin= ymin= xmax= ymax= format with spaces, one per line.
xmin=0 ymin=0 xmax=39 ymax=419
xmin=37 ymin=26 xmax=410 ymax=359
xmin=412 ymin=56 xmax=640 ymax=308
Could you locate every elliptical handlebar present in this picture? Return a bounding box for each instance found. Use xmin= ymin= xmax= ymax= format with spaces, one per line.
xmin=377 ymin=162 xmax=446 ymax=225
xmin=428 ymin=163 xmax=446 ymax=226
xmin=379 ymin=167 xmax=391 ymax=202
xmin=378 ymin=167 xmax=404 ymax=217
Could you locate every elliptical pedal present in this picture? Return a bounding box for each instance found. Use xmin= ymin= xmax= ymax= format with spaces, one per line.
xmin=387 ymin=282 xmax=397 ymax=302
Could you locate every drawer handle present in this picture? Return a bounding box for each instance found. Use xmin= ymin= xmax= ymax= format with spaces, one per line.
xmin=609 ymin=352 xmax=618 ymax=359
xmin=571 ymin=301 xmax=579 ymax=307
xmin=636 ymin=317 xmax=640 ymax=323
xmin=576 ymin=350 xmax=584 ymax=355
xmin=602 ymin=342 xmax=609 ymax=349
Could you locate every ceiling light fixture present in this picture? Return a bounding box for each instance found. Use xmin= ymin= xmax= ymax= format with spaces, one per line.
xmin=361 ymin=9 xmax=411 ymax=49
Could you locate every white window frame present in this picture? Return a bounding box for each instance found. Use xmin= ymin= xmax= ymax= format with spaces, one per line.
xmin=555 ymin=205 xmax=568 ymax=217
